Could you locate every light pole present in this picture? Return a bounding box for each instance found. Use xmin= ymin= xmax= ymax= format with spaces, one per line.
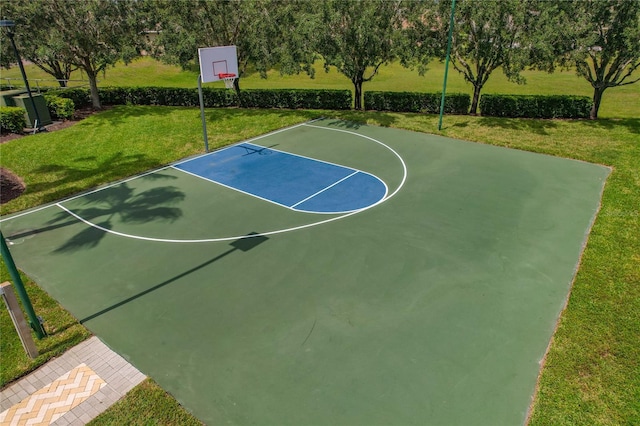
xmin=438 ymin=0 xmax=457 ymax=131
xmin=0 ymin=230 xmax=47 ymax=339
xmin=0 ymin=19 xmax=46 ymax=132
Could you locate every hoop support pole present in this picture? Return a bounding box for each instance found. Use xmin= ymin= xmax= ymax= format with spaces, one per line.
xmin=197 ymin=74 xmax=209 ymax=152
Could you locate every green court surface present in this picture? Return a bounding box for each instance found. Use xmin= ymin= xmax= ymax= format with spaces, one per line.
xmin=0 ymin=119 xmax=610 ymax=425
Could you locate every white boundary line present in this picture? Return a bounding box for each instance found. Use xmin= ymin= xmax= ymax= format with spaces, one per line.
xmin=172 ymin=118 xmax=323 ymax=167
xmin=242 ymin=141 xmax=359 ymax=172
xmin=0 ymin=120 xmax=321 ymax=225
xmin=174 ymin=141 xmax=389 ymax=215
xmin=171 ymin=166 xmax=294 ymax=210
xmin=0 ymin=166 xmax=173 ymax=224
xmin=302 ymin=123 xmax=408 ymax=200
xmin=290 ymin=171 xmax=359 ymax=209
xmin=3 ymin=120 xmax=408 ymax=243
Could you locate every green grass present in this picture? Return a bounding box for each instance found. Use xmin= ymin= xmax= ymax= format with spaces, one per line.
xmin=1 ymin=56 xmax=638 ymax=118
xmin=88 ymin=378 xmax=203 ymax=425
xmin=333 ymin=112 xmax=640 ymax=426
xmin=0 ymin=107 xmax=318 ymax=216
xmin=1 ymin=50 xmax=636 ymax=424
xmin=1 ymin=105 xmax=638 ymax=423
xmin=0 ymin=264 xmax=90 ymax=386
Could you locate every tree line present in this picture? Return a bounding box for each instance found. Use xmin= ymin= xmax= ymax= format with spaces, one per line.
xmin=1 ymin=0 xmax=638 ymax=119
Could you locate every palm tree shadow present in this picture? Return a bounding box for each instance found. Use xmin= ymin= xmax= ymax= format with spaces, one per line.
xmin=54 ymin=220 xmax=113 ymax=253
xmin=48 ymin=174 xmax=185 ymax=253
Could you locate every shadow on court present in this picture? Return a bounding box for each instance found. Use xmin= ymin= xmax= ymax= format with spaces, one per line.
xmin=79 ymin=233 xmax=268 ymax=323
xmin=0 ymin=119 xmax=611 ymax=425
xmin=52 ymin=181 xmax=184 ymax=253
xmin=31 ymin=152 xmax=161 ymax=203
xmin=5 ymin=174 xmax=185 ymax=253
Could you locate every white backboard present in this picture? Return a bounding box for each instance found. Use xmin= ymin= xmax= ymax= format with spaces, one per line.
xmin=198 ymin=46 xmax=239 ymax=83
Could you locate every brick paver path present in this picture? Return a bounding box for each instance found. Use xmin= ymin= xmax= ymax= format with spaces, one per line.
xmin=0 ymin=336 xmax=145 ymax=425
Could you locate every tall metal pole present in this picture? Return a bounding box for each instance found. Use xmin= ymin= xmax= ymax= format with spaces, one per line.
xmin=438 ymin=0 xmax=457 ymax=131
xmin=1 ymin=20 xmax=46 ymax=132
xmin=197 ymin=74 xmax=210 ymax=153
xmin=0 ymin=231 xmax=46 ymax=339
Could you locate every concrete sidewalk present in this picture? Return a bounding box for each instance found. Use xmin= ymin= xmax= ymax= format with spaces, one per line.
xmin=0 ymin=336 xmax=145 ymax=425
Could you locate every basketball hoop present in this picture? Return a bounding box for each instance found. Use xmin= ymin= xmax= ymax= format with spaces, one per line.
xmin=218 ymin=73 xmax=236 ymax=89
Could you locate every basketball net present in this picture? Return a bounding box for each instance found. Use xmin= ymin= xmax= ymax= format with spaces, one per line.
xmin=218 ymin=73 xmax=236 ymax=89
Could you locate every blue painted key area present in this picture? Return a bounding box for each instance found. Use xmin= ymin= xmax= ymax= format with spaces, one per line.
xmin=174 ymin=143 xmax=387 ymax=213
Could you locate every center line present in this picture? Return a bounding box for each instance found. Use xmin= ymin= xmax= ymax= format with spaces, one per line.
xmin=289 ymin=171 xmax=359 ymax=209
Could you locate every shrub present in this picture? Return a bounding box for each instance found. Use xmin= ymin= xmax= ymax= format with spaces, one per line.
xmin=364 ymin=91 xmax=470 ymax=114
xmin=479 ymin=94 xmax=592 ymax=119
xmin=47 ymin=87 xmax=91 ymax=109
xmin=239 ymin=89 xmax=352 ymax=110
xmin=45 ymin=86 xmax=352 ymax=110
xmin=0 ymin=106 xmax=26 ymax=134
xmin=45 ymin=95 xmax=75 ymax=120
xmin=69 ymin=86 xmax=350 ymax=110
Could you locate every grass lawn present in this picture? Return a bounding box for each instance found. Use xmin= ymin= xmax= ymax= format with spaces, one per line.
xmin=0 ymin=264 xmax=90 ymax=386
xmin=1 ymin=56 xmax=638 ymax=118
xmin=1 ymin=106 xmax=638 ymax=424
xmin=87 ymin=378 xmax=203 ymax=426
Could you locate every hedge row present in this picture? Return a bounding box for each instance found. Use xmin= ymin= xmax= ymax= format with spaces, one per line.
xmin=479 ymin=94 xmax=592 ymax=119
xmin=364 ymin=91 xmax=471 ymax=114
xmin=238 ymin=89 xmax=351 ymax=110
xmin=46 ymin=87 xmax=593 ymax=119
xmin=0 ymin=106 xmax=27 ymax=133
xmin=48 ymin=87 xmax=352 ymax=110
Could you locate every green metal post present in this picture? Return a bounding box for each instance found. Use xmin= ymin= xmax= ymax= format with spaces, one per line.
xmin=438 ymin=0 xmax=457 ymax=131
xmin=0 ymin=231 xmax=46 ymax=339
xmin=197 ymin=74 xmax=210 ymax=153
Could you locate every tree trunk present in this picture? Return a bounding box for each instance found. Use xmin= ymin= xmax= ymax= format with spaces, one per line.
xmin=590 ymin=86 xmax=605 ymax=120
xmin=233 ymin=77 xmax=241 ymax=107
xmin=353 ymin=78 xmax=363 ymax=110
xmin=470 ymin=84 xmax=482 ymax=115
xmin=86 ymin=69 xmax=101 ymax=109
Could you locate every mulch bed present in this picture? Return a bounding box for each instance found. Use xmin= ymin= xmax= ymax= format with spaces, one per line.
xmin=0 ymin=168 xmax=25 ymax=204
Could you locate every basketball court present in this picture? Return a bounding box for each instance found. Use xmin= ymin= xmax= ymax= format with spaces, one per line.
xmin=0 ymin=118 xmax=609 ymax=425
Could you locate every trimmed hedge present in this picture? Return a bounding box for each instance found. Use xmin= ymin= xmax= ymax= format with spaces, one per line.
xmin=44 ymin=95 xmax=75 ymax=120
xmin=0 ymin=106 xmax=26 ymax=134
xmin=239 ymin=89 xmax=351 ymax=110
xmin=364 ymin=91 xmax=471 ymax=114
xmin=479 ymin=94 xmax=592 ymax=119
xmin=98 ymin=86 xmax=204 ymax=107
xmin=47 ymin=87 xmax=92 ymax=109
xmin=47 ymin=86 xmax=352 ymax=110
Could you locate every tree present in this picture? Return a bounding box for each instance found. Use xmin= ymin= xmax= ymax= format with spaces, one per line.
xmin=1 ymin=1 xmax=77 ymax=87
xmin=558 ymin=0 xmax=640 ymax=119
xmin=148 ymin=0 xmax=314 ymax=95
xmin=313 ymin=0 xmax=407 ymax=110
xmin=427 ymin=0 xmax=533 ymax=114
xmin=37 ymin=0 xmax=144 ymax=109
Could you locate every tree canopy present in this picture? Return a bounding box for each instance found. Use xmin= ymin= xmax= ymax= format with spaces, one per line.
xmin=557 ymin=0 xmax=640 ymax=119
xmin=427 ymin=0 xmax=533 ymax=114
xmin=148 ymin=0 xmax=315 ymax=93
xmin=2 ymin=0 xmax=144 ymax=108
xmin=2 ymin=0 xmax=638 ymax=118
xmin=312 ymin=0 xmax=408 ymax=110
xmin=1 ymin=0 xmax=77 ymax=87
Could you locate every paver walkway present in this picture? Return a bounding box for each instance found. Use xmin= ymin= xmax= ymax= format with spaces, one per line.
xmin=0 ymin=336 xmax=146 ymax=425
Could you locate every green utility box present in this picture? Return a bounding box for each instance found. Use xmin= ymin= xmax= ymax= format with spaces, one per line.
xmin=0 ymin=89 xmax=27 ymax=107
xmin=12 ymin=93 xmax=52 ymax=127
